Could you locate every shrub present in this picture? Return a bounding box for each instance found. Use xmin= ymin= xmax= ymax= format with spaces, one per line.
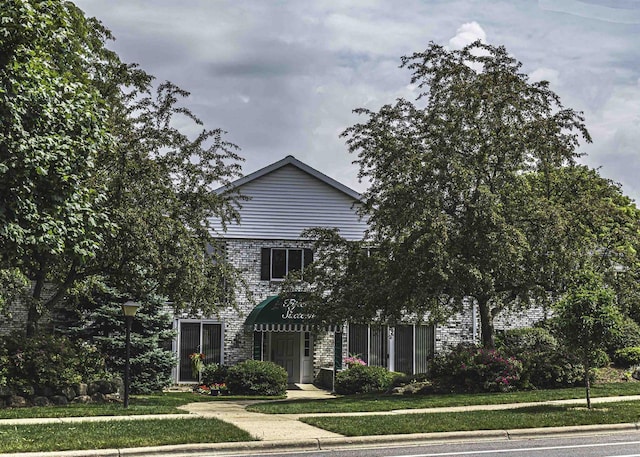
xmin=226 ymin=360 xmax=287 ymax=396
xmin=497 ymin=327 xmax=585 ymax=389
xmin=334 ymin=365 xmax=395 ymax=395
xmin=201 ymin=363 xmax=228 ymax=385
xmin=2 ymin=333 xmax=105 ymax=395
xmin=429 ymin=344 xmax=521 ymax=393
xmin=606 ymin=317 xmax=640 ymax=355
xmin=613 ymin=347 xmax=640 ymax=367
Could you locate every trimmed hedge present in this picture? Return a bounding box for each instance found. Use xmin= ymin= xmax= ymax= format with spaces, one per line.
xmin=334 ymin=365 xmax=395 ymax=395
xmin=226 ymin=360 xmax=287 ymax=396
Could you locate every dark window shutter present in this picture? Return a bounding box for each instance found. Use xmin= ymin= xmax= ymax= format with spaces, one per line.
xmin=260 ymin=248 xmax=271 ymax=280
xmin=303 ymin=248 xmax=314 ymax=268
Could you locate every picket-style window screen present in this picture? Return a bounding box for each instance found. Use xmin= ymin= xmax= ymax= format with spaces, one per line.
xmin=178 ymin=321 xmax=222 ymax=382
xmin=347 ymin=323 xmax=434 ymax=374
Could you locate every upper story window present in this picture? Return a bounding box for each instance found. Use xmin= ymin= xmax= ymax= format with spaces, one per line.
xmin=260 ymin=248 xmax=313 ymax=281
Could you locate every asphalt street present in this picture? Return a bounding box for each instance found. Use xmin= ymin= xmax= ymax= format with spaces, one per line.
xmin=208 ymin=432 xmax=640 ymax=457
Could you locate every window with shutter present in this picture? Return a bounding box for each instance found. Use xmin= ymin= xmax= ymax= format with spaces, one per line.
xmin=259 ymin=247 xmax=314 ymax=281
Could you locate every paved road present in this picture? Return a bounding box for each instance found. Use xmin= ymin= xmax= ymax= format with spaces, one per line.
xmin=209 ymin=432 xmax=640 ymax=457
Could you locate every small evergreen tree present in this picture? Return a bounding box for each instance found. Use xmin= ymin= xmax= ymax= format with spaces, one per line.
xmin=55 ymin=278 xmax=176 ymax=394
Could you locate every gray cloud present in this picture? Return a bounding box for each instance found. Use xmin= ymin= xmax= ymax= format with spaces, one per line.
xmin=75 ymin=0 xmax=640 ymax=203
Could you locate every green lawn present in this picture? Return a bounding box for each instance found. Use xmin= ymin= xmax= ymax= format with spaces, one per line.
xmin=248 ymin=382 xmax=640 ymax=414
xmin=300 ymin=401 xmax=640 ymax=436
xmin=0 ymin=392 xmax=276 ymax=419
xmin=0 ymin=418 xmax=255 ymax=453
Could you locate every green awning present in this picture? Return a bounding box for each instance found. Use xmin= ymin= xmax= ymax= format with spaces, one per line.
xmin=245 ymin=295 xmax=340 ymax=332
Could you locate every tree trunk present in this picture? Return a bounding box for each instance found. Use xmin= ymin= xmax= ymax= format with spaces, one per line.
xmin=584 ymin=356 xmax=592 ymax=409
xmin=477 ymin=298 xmax=495 ymax=349
xmin=26 ymin=263 xmax=46 ymax=337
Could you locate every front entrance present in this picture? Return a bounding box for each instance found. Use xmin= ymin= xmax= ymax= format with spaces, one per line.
xmin=271 ymin=332 xmax=300 ymax=383
xmin=259 ymin=331 xmax=314 ymax=384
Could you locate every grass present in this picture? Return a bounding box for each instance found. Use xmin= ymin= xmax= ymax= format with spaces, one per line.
xmin=0 ymin=392 xmax=277 ymax=419
xmin=248 ymin=382 xmax=640 ymax=414
xmin=300 ymin=401 xmax=640 ymax=436
xmin=0 ymin=418 xmax=255 ymax=453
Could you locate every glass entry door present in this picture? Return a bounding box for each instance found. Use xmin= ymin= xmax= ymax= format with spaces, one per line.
xmin=178 ymin=321 xmax=222 ymax=382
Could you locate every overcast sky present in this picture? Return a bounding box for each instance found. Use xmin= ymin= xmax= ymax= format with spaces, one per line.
xmin=74 ymin=0 xmax=640 ymax=202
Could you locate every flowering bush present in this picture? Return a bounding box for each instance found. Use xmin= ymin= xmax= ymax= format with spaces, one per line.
xmin=429 ymin=344 xmax=522 ymax=393
xmin=344 ymin=354 xmax=367 ymax=368
xmin=193 ymin=382 xmax=229 ymax=396
xmin=190 ymin=353 xmax=205 ymax=380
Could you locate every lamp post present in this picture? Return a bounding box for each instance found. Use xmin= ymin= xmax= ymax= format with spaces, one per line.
xmin=121 ymin=300 xmax=140 ymax=408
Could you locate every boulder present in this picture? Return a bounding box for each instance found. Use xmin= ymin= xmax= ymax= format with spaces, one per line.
xmin=33 ymin=396 xmax=51 ymax=407
xmin=50 ymin=395 xmax=68 ymax=406
xmin=8 ymin=395 xmax=28 ymax=407
xmin=88 ymin=380 xmax=112 ymax=395
xmin=75 ymin=383 xmax=88 ymax=396
xmin=104 ymin=393 xmax=122 ymax=403
xmin=72 ymin=395 xmax=92 ymax=404
xmin=60 ymin=387 xmax=77 ymax=401
xmin=91 ymin=392 xmax=106 ymax=403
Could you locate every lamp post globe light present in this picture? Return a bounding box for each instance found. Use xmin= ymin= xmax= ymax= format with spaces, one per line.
xmin=121 ymin=300 xmax=140 ymax=408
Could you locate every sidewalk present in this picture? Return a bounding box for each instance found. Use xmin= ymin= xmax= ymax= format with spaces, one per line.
xmin=2 ymin=388 xmax=640 ymax=457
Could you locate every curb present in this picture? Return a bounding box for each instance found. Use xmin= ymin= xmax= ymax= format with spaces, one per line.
xmin=2 ymin=423 xmax=639 ymax=457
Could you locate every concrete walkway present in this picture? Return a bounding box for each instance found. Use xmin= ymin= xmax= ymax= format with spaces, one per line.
xmin=177 ymin=384 xmax=342 ymax=441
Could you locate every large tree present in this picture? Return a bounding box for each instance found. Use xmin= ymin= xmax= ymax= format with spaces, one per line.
xmin=298 ymin=41 xmax=639 ymax=348
xmin=1 ymin=0 xmax=244 ymax=334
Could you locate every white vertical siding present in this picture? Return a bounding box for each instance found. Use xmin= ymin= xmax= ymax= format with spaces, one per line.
xmin=210 ymin=163 xmax=368 ymax=241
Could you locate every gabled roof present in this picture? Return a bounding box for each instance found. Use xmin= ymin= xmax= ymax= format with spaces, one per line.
xmin=215 ymin=155 xmax=362 ymax=201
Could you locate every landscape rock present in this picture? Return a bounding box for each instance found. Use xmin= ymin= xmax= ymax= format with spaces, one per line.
xmin=61 ymin=387 xmax=77 ymax=401
xmin=50 ymin=395 xmax=68 ymax=406
xmin=75 ymin=383 xmax=88 ymax=396
xmin=104 ymin=393 xmax=122 ymax=403
xmin=8 ymin=395 xmax=28 ymax=407
xmin=91 ymin=392 xmax=106 ymax=403
xmin=33 ymin=396 xmax=51 ymax=407
xmin=72 ymin=395 xmax=92 ymax=404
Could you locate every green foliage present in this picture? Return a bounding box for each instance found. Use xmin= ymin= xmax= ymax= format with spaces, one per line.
xmin=1 ymin=0 xmax=246 ymax=336
xmin=296 ymin=41 xmax=629 ymax=349
xmin=429 ymin=345 xmax=522 ymax=393
xmin=555 ymin=270 xmax=624 ymax=407
xmin=201 ymin=363 xmax=229 ymax=385
xmin=555 ymin=272 xmax=623 ymax=364
xmin=2 ymin=333 xmax=105 ymax=394
xmin=0 ymin=269 xmax=28 ymax=313
xmin=226 ymin=361 xmax=287 ymax=396
xmin=606 ymin=316 xmax=640 ymax=355
xmin=334 ymin=365 xmax=396 ymax=395
xmin=55 ymin=281 xmax=176 ymax=394
xmin=613 ymin=347 xmax=640 ymax=367
xmin=497 ymin=327 xmax=585 ymax=389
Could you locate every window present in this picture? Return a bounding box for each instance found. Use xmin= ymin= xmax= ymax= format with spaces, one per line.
xmin=260 ymin=248 xmax=313 ymax=281
xmin=348 ymin=323 xmax=435 ymax=374
xmin=178 ymin=321 xmax=223 ymax=382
